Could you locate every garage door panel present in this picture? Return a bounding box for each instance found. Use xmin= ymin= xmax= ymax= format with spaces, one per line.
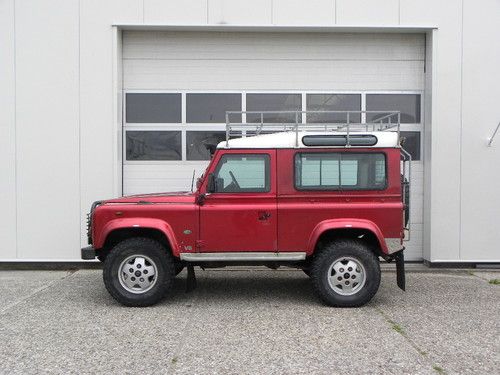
xmin=123 ymin=31 xmax=425 ymax=61
xmin=124 ymin=181 xmax=192 ymax=195
xmin=124 ymin=59 xmax=424 ymax=91
xmin=123 ymin=162 xmax=210 ymax=195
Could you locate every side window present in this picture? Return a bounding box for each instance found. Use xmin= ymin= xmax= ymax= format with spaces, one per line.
xmin=213 ymin=154 xmax=270 ymax=193
xmin=295 ymin=153 xmax=386 ymax=190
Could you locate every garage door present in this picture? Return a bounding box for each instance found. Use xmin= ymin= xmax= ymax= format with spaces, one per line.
xmin=122 ymin=31 xmax=425 ymax=260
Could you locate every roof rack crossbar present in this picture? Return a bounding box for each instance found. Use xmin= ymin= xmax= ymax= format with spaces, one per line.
xmin=225 ymin=110 xmax=401 ymax=148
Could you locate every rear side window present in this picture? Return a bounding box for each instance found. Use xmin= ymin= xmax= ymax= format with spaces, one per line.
xmin=294 ymin=153 xmax=386 ymax=190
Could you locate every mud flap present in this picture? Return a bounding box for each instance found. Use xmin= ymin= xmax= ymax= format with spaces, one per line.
xmin=186 ymin=265 xmax=197 ymax=293
xmin=395 ymin=251 xmax=406 ymax=291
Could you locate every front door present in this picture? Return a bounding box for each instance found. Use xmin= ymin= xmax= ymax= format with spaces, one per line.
xmin=199 ymin=150 xmax=277 ymax=252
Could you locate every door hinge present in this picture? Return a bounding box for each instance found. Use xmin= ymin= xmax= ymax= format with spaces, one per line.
xmin=195 ymin=240 xmax=205 ymax=250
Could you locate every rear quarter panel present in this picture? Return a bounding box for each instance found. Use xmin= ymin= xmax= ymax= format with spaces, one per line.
xmin=277 ymin=148 xmax=403 ymax=255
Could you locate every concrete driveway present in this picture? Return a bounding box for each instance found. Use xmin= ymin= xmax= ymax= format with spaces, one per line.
xmin=0 ymin=268 xmax=499 ymax=374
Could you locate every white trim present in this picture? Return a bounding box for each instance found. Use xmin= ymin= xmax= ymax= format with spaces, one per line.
xmin=181 ymin=92 xmax=186 ymax=124
xmin=361 ymin=93 xmax=367 ymax=124
xmin=181 ymin=130 xmax=187 ymax=161
xmin=241 ymin=92 xmax=247 ymax=124
xmin=112 ymin=26 xmax=122 ymax=197
xmin=115 ymin=24 xmax=438 ymax=33
xmin=301 ymin=93 xmax=306 ymax=124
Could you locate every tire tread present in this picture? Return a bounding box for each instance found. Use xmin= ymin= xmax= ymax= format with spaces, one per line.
xmin=311 ymin=239 xmax=380 ymax=307
xmin=103 ymin=237 xmax=175 ymax=307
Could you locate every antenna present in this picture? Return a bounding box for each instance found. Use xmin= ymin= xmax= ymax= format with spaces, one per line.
xmin=190 ymin=169 xmax=196 ymax=192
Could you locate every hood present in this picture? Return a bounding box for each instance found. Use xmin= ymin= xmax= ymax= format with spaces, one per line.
xmin=102 ymin=191 xmax=196 ymax=204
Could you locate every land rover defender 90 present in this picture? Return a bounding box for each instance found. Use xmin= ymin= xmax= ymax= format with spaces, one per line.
xmin=82 ymin=110 xmax=410 ymax=307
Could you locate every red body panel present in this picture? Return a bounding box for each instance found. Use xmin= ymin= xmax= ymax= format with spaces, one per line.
xmin=198 ymin=149 xmax=277 ymax=252
xmin=92 ymin=194 xmax=198 ymax=257
xmin=91 ymin=147 xmax=403 ymax=257
xmin=276 ymin=148 xmax=403 ymax=255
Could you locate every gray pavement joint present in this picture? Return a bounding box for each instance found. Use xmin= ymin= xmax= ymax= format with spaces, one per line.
xmin=0 ymin=270 xmax=76 ymax=316
xmin=467 ymin=271 xmax=488 ymax=283
xmin=375 ymin=307 xmax=447 ymax=374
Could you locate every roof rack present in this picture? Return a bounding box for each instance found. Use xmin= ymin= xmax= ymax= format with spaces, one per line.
xmin=224 ymin=110 xmax=401 ymax=148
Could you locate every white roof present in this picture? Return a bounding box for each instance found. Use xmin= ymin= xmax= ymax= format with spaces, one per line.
xmin=217 ymin=131 xmax=400 ymax=149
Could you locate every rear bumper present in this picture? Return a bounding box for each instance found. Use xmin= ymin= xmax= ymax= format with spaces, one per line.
xmin=81 ymin=246 xmax=96 ymax=260
xmin=384 ymin=238 xmax=405 ymax=254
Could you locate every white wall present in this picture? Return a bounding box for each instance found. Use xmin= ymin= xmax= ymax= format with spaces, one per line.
xmin=7 ymin=0 xmax=80 ymax=260
xmin=1 ymin=0 xmax=499 ymax=261
xmin=460 ymin=0 xmax=500 ymax=261
xmin=0 ymin=0 xmax=17 ymax=259
xmin=400 ymin=0 xmax=464 ymax=261
xmin=78 ymin=0 xmax=143 ymax=250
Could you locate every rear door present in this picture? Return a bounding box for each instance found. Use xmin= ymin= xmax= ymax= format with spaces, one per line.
xmin=199 ymin=150 xmax=277 ymax=252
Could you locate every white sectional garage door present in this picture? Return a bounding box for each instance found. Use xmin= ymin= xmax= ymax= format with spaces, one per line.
xmin=122 ymin=31 xmax=425 ymax=260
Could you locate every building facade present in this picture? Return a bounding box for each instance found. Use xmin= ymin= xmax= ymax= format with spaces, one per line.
xmin=1 ymin=0 xmax=499 ymax=262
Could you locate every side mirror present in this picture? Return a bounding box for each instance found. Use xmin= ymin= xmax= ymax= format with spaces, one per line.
xmin=207 ymin=173 xmax=216 ymax=193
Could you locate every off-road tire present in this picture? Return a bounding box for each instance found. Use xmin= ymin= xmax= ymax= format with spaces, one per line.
xmin=311 ymin=239 xmax=380 ymax=307
xmin=103 ymin=237 xmax=175 ymax=307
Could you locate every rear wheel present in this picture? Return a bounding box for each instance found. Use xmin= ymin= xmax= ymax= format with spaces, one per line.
xmin=103 ymin=237 xmax=175 ymax=307
xmin=311 ymin=239 xmax=380 ymax=307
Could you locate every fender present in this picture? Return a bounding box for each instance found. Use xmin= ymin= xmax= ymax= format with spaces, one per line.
xmin=307 ymin=218 xmax=388 ymax=255
xmin=94 ymin=218 xmax=180 ymax=256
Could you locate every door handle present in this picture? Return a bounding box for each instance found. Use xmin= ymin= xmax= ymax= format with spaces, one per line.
xmin=258 ymin=211 xmax=271 ymax=221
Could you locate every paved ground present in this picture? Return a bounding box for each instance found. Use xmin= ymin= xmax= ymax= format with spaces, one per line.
xmin=0 ymin=268 xmax=499 ymax=375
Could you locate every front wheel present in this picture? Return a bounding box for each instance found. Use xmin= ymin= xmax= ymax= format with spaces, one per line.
xmin=311 ymin=240 xmax=380 ymax=307
xmin=103 ymin=237 xmax=175 ymax=307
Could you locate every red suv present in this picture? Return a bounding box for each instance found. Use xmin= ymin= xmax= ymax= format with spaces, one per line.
xmin=82 ymin=111 xmax=410 ymax=307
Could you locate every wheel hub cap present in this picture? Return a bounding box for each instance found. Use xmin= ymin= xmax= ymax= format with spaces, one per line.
xmin=118 ymin=255 xmax=158 ymax=294
xmin=327 ymin=257 xmax=366 ymax=296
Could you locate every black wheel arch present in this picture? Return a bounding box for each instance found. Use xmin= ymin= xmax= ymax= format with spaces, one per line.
xmin=313 ymin=228 xmax=383 ymax=258
xmin=100 ymin=227 xmax=174 ymax=259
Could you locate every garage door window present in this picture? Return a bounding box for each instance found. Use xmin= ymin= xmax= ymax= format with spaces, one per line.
xmin=186 ymin=131 xmax=226 ymax=161
xmin=306 ymin=94 xmax=361 ymax=123
xmin=123 ymin=91 xmax=422 ymax=162
xmin=186 ymin=93 xmax=242 ymax=123
xmin=366 ymin=94 xmax=421 ymax=124
xmin=126 ymin=131 xmax=181 ymax=160
xmin=246 ymin=94 xmax=302 ymax=123
xmin=126 ymin=93 xmax=181 ymax=123
xmin=400 ymin=131 xmax=421 ymax=161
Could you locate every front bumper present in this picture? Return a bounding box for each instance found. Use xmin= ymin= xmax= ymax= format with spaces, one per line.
xmin=81 ymin=246 xmax=96 ymax=260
